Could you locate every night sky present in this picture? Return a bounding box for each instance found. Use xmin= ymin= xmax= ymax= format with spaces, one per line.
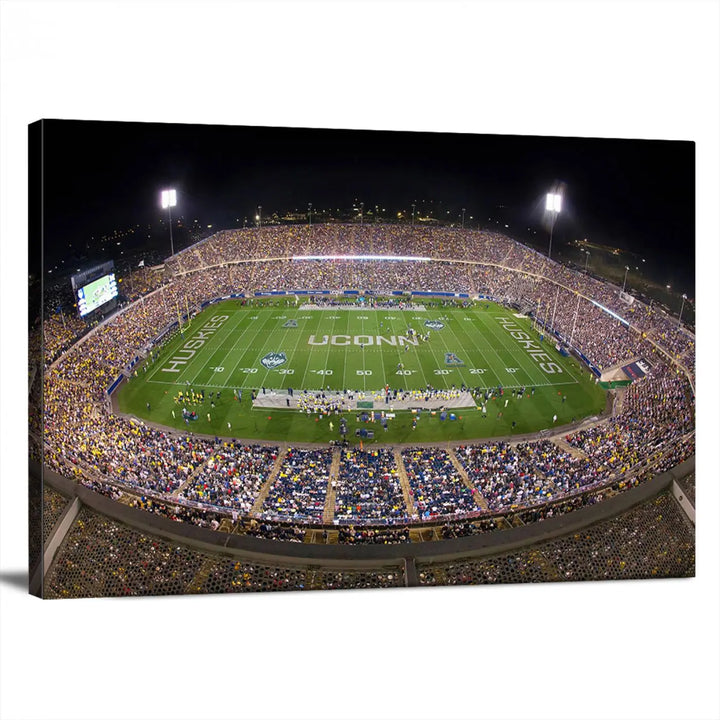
xmin=38 ymin=119 xmax=695 ymax=294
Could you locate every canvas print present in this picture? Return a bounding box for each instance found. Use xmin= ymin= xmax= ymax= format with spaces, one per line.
xmin=29 ymin=120 xmax=695 ymax=599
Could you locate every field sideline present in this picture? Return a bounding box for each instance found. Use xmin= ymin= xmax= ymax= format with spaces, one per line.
xmin=117 ymin=298 xmax=607 ymax=444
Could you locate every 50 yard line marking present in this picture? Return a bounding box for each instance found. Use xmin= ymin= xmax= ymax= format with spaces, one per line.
xmin=360 ymin=314 xmax=367 ymax=391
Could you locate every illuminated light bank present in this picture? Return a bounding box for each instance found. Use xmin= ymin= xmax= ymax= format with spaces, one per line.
xmin=589 ymin=299 xmax=630 ymax=326
xmin=292 ymin=254 xmax=432 ymax=262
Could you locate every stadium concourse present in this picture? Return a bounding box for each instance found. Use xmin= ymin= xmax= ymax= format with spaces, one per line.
xmin=35 ymin=224 xmax=695 ymax=596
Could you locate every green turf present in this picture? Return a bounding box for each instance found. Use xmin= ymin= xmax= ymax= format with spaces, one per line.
xmin=117 ymin=298 xmax=606 ymax=444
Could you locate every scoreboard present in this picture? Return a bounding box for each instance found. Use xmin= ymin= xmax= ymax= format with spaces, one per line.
xmin=77 ymin=273 xmax=118 ymax=317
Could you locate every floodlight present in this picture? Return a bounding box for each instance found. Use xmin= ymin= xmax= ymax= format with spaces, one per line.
xmin=546 ymin=193 xmax=562 ymax=213
xmin=161 ymin=189 xmax=177 ymax=209
xmin=160 ymin=188 xmax=178 ymax=256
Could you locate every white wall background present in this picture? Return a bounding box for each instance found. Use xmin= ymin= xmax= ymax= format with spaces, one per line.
xmin=2 ymin=2 xmax=718 ymax=719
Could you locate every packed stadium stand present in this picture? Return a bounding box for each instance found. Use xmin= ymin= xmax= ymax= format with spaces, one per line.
xmin=34 ymin=224 xmax=695 ymax=596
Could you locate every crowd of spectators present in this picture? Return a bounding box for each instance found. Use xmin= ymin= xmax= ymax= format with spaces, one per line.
xmin=334 ymin=448 xmax=407 ymax=522
xmin=566 ymin=361 xmax=694 ymax=477
xmin=41 ymin=313 xmax=89 ymax=367
xmin=259 ymin=448 xmax=332 ymax=522
xmin=336 ymin=526 xmax=411 ymax=544
xmin=457 ymin=442 xmax=561 ymax=511
xmin=178 ymin=443 xmax=278 ymax=513
xmin=241 ymin=520 xmax=307 ymax=542
xmin=402 ymin=448 xmax=479 ymax=518
xmin=130 ymin=495 xmax=227 ymax=529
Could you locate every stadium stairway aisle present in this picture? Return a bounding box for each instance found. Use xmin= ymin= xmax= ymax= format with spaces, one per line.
xmin=250 ymin=447 xmax=288 ymax=514
xmin=552 ymin=437 xmax=588 ymax=460
xmin=447 ymin=448 xmax=490 ymax=511
xmin=187 ymin=557 xmax=217 ymax=594
xmin=393 ymin=449 xmax=418 ymax=520
xmin=171 ymin=460 xmax=208 ymax=498
xmin=322 ymin=447 xmax=341 ymax=523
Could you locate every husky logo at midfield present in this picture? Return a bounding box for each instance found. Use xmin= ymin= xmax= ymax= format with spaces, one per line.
xmin=260 ymin=352 xmax=287 ymax=370
xmin=425 ymin=320 xmax=445 ymax=330
xmin=445 ymin=352 xmax=464 ymax=366
xmin=283 ymin=319 xmax=298 ymax=328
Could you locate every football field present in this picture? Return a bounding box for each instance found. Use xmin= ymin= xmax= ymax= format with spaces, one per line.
xmin=117 ymin=298 xmax=607 ymax=444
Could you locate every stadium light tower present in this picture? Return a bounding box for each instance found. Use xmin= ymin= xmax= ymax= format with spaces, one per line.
xmin=160 ymin=189 xmax=177 ymax=256
xmin=546 ymin=191 xmax=562 ymax=259
xmin=257 ymin=205 xmax=262 ymax=228
xmin=308 ymin=202 xmax=312 ymax=228
xmin=360 ymin=202 xmax=364 ymax=226
xmin=622 ymin=265 xmax=629 ymax=293
xmin=678 ymin=293 xmax=687 ymax=328
xmin=411 ymin=202 xmax=416 ymax=227
xmin=584 ymin=250 xmax=591 ymax=273
xmin=461 ymin=208 xmax=466 ymax=229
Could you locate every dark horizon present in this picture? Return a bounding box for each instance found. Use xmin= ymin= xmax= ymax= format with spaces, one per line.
xmin=37 ymin=119 xmax=695 ymax=299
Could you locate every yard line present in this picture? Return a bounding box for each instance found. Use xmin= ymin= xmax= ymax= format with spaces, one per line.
xmin=401 ymin=309 xmax=431 ymax=389
xmin=323 ymin=313 xmax=344 ymax=390
xmin=437 ymin=310 xmax=493 ymax=390
xmin=221 ymin=310 xmax=278 ymax=387
xmin=388 ymin=313 xmax=410 ymax=390
xmin=413 ymin=311 xmax=455 ymax=389
xmin=444 ymin=309 xmax=505 ymax=389
xmin=146 ymin=378 xmax=229 ymax=389
xmin=359 ymin=314 xmax=367 ymax=391
xmin=281 ymin=309 xmax=313 ymax=391
xmin=374 ymin=312 xmax=389 ymax=391
xmin=204 ymin=306 xmax=280 ymax=389
xmin=254 ymin=309 xmax=308 ymax=390
xmin=341 ymin=311 xmax=351 ymax=391
xmin=298 ymin=313 xmax=321 ymax=391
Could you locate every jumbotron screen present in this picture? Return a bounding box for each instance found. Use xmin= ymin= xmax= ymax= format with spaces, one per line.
xmin=77 ymin=273 xmax=118 ymax=317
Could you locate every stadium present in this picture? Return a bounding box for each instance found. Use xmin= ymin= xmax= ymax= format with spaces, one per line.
xmin=31 ymin=221 xmax=695 ymax=598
